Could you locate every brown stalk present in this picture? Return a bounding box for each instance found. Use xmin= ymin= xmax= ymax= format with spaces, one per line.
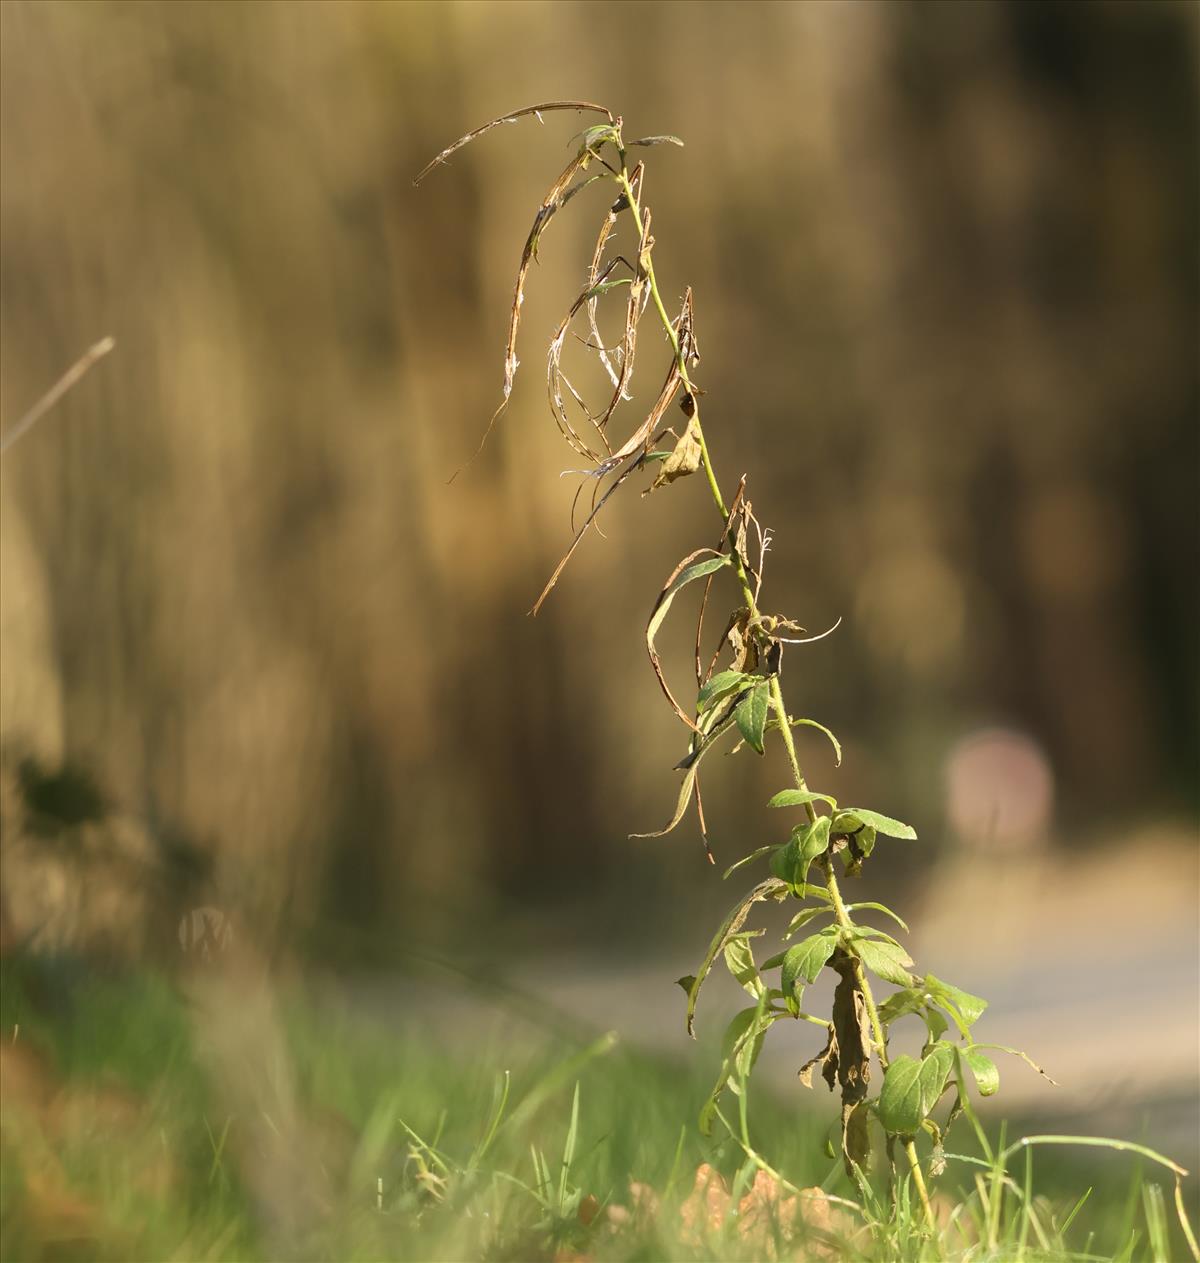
xmin=0 ymin=337 xmax=116 ymax=456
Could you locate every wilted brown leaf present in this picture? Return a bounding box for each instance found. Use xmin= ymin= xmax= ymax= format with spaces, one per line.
xmin=679 ymin=1162 xmax=730 ymax=1243
xmin=793 ymin=952 xmax=873 ymax=1174
xmin=831 ymin=950 xmax=873 ymax=1174
xmin=548 ymin=256 xmax=631 ymax=463
xmin=797 ymin=1022 xmax=837 ymax=1092
xmin=644 ymin=413 xmax=702 ymax=494
xmin=450 ymin=127 xmax=620 ymax=482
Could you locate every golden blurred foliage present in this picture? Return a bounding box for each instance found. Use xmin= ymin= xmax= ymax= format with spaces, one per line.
xmin=1 ymin=1 xmax=1195 ymax=954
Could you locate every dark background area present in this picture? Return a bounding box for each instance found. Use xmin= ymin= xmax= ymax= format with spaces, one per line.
xmin=1 ymin=0 xmax=1196 ymax=969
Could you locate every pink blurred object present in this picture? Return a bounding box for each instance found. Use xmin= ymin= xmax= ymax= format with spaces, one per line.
xmin=944 ymin=727 xmax=1054 ymax=852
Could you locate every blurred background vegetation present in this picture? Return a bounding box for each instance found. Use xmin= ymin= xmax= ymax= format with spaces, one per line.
xmin=1 ymin=0 xmax=1197 ymax=1198
xmin=3 ymin=0 xmax=1195 ymax=944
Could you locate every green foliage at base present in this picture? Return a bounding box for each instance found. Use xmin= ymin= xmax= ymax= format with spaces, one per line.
xmin=1 ymin=955 xmax=1193 ymax=1262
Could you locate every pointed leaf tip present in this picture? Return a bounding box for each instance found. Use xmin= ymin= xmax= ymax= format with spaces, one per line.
xmin=734 ymin=680 xmax=770 ymax=754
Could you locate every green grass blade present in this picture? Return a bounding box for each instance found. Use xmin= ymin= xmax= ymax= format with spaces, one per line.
xmin=557 ymin=1082 xmax=581 ymax=1212
xmin=1002 ymin=1135 xmax=1188 ymax=1178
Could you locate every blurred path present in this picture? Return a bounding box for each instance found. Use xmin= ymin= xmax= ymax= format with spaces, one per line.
xmin=331 ymin=831 xmax=1197 ymax=1168
xmin=343 ymin=828 xmax=1197 ymax=1161
xmin=419 ymin=832 xmax=1199 ymax=1164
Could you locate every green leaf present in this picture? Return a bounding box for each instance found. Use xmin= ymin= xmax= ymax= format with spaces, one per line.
xmin=918 ymin=1042 xmax=956 ymax=1113
xmin=781 ymin=930 xmax=839 ymax=1000
xmin=925 ymin=974 xmax=988 ymax=1032
xmin=799 ymin=817 xmax=833 ymax=866
xmin=768 ymin=789 xmax=837 ymax=811
xmin=878 ymin=1056 xmax=923 ymax=1135
xmin=646 ymin=551 xmax=732 ymax=731
xmin=839 ymin=822 xmax=877 ymax=876
xmin=769 ymin=845 xmax=793 ymax=884
xmin=734 ymin=1010 xmax=769 ymax=1081
xmin=970 ymin=1042 xmax=1058 ymax=1084
xmin=734 ymin=680 xmax=770 ymax=755
xmin=770 ymin=817 xmax=832 ymax=886
xmin=962 ymin=1047 xmax=1000 ymax=1097
xmin=923 ymin=1007 xmax=949 ymax=1041
xmin=845 ymin=902 xmax=909 ymax=932
xmin=847 ymin=925 xmax=906 ymax=949
xmin=697 ymin=670 xmax=752 ymax=712
xmin=790 ymin=718 xmax=842 ymax=766
xmin=853 ymin=825 xmax=877 ymax=856
xmin=851 ymin=936 xmax=915 ymax=987
xmin=877 ymin=987 xmax=924 ymax=1024
xmin=721 ymin=844 xmax=776 ymax=881
xmin=875 ymin=985 xmax=950 ymax=1041
xmin=682 ymin=879 xmax=789 ymax=1037
xmin=779 ymin=957 xmax=806 ymax=1017
xmin=699 ymin=1004 xmax=783 ymax=1135
xmin=835 ymin=808 xmax=917 ymax=840
xmin=718 ymin=1007 xmax=759 ymax=1059
xmin=723 ymin=933 xmax=765 ymax=999
xmin=631 ymin=712 xmax=738 ymax=839
xmin=584 ymin=277 xmax=632 ymax=298
xmin=784 ymin=905 xmax=834 ymax=938
xmin=574 ymin=123 xmax=622 ymax=148
xmin=626 ymin=134 xmax=685 ymax=148
xmin=651 ymin=557 xmax=730 ymax=635
xmin=740 ymin=717 xmax=843 ymax=764
xmin=794 ymin=883 xmax=833 ymax=903
xmin=879 ymin=1044 xmax=955 ymax=1137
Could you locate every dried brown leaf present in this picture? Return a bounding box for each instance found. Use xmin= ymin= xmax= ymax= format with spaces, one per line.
xmin=798 ymin=1024 xmax=836 ymax=1091
xmin=692 ymin=477 xmax=750 ymax=684
xmin=587 ymin=184 xmax=635 ymax=393
xmin=590 ymin=194 xmax=651 ymax=438
xmin=703 ymin=606 xmax=756 ymax=686
xmin=679 ymin=1163 xmax=730 ymax=1244
xmin=643 ymin=413 xmax=702 ymax=494
xmin=842 ymin=1100 xmax=871 ymax=1175
xmin=593 ymin=286 xmax=694 ymax=479
xmin=412 ymin=100 xmax=613 ymax=185
xmin=451 ymin=146 xmax=611 ymax=482
xmin=734 ymin=1171 xmax=849 ymax=1260
xmin=547 ymin=256 xmax=631 ymax=463
xmin=830 ymin=951 xmax=873 ymax=1175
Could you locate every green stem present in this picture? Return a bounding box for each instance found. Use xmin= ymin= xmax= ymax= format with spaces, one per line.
xmin=617 ymin=145 xmax=936 ymax=1234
